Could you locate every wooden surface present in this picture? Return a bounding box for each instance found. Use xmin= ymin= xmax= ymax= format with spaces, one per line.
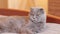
xmin=47 ymin=14 xmax=60 ymax=24
xmin=48 ymin=0 xmax=60 ymax=17
xmin=0 ymin=9 xmax=60 ymax=24
xmin=0 ymin=9 xmax=29 ymax=16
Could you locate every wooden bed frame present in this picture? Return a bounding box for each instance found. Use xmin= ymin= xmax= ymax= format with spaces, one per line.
xmin=0 ymin=9 xmax=60 ymax=24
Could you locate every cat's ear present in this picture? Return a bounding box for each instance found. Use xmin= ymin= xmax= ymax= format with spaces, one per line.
xmin=39 ymin=8 xmax=44 ymax=14
xmin=40 ymin=8 xmax=43 ymax=11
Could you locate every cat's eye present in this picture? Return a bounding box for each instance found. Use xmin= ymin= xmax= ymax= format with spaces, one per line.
xmin=37 ymin=13 xmax=40 ymax=16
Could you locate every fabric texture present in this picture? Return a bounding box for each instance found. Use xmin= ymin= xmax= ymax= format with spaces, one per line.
xmin=37 ymin=23 xmax=60 ymax=34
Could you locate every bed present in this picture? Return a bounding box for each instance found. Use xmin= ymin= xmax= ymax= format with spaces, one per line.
xmin=0 ymin=8 xmax=60 ymax=34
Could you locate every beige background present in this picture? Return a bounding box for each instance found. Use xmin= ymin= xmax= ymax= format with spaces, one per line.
xmin=0 ymin=0 xmax=48 ymax=13
xmin=0 ymin=0 xmax=8 ymax=8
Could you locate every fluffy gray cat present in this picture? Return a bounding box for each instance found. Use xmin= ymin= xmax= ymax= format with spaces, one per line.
xmin=0 ymin=7 xmax=46 ymax=34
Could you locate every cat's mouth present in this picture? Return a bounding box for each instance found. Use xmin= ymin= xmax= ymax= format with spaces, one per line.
xmin=30 ymin=19 xmax=37 ymax=23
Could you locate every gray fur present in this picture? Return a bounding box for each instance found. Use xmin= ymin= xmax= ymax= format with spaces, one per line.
xmin=0 ymin=7 xmax=46 ymax=34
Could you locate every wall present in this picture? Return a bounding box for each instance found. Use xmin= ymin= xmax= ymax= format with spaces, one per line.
xmin=26 ymin=0 xmax=48 ymax=12
xmin=0 ymin=0 xmax=48 ymax=13
xmin=8 ymin=0 xmax=48 ymax=12
xmin=48 ymin=0 xmax=60 ymax=17
xmin=0 ymin=0 xmax=8 ymax=8
xmin=8 ymin=0 xmax=22 ymax=9
xmin=36 ymin=0 xmax=48 ymax=13
xmin=8 ymin=0 xmax=28 ymax=10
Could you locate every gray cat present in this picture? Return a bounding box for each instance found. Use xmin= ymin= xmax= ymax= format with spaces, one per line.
xmin=25 ymin=7 xmax=46 ymax=34
xmin=0 ymin=7 xmax=46 ymax=34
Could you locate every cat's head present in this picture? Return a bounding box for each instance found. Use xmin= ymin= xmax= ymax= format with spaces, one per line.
xmin=29 ymin=7 xmax=45 ymax=23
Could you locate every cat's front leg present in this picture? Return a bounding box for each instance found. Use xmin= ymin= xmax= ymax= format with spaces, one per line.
xmin=38 ymin=19 xmax=46 ymax=32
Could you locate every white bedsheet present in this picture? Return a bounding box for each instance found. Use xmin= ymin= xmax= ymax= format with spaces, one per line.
xmin=0 ymin=23 xmax=60 ymax=34
xmin=37 ymin=23 xmax=60 ymax=34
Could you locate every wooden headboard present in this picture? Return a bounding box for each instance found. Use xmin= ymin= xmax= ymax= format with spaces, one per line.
xmin=0 ymin=9 xmax=60 ymax=24
xmin=0 ymin=9 xmax=29 ymax=16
